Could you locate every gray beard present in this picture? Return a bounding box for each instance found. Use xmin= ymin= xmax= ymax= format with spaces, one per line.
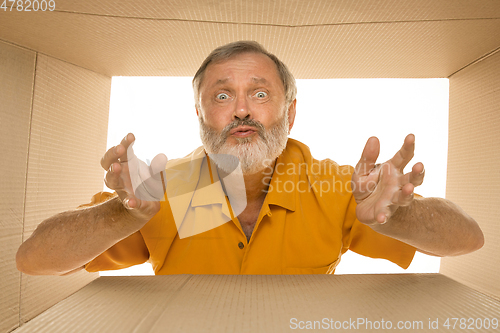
xmin=199 ymin=112 xmax=289 ymax=175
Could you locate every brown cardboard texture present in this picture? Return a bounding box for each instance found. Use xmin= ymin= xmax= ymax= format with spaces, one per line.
xmin=1 ymin=0 xmax=500 ymax=78
xmin=442 ymin=49 xmax=500 ymax=300
xmin=19 ymin=53 xmax=111 ymax=324
xmin=0 ymin=42 xmax=35 ymax=333
xmin=0 ymin=38 xmax=111 ymax=333
xmin=1 ymin=1 xmax=500 ymax=332
xmin=11 ymin=275 xmax=500 ymax=333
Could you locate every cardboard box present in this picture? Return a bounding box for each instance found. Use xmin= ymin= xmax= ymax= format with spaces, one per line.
xmin=1 ymin=1 xmax=499 ymax=332
xmin=10 ymin=274 xmax=500 ymax=332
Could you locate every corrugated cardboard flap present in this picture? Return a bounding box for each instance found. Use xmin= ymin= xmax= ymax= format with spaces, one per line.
xmin=13 ymin=274 xmax=500 ymax=332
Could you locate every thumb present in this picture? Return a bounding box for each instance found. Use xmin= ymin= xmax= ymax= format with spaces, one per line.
xmin=354 ymin=136 xmax=380 ymax=176
xmin=126 ymin=139 xmax=137 ymax=163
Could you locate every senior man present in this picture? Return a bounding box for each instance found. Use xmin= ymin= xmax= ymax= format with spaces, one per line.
xmin=16 ymin=41 xmax=484 ymax=276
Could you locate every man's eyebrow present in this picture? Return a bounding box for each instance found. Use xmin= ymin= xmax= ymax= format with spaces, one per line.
xmin=251 ymin=77 xmax=268 ymax=84
xmin=215 ymin=78 xmax=229 ymax=85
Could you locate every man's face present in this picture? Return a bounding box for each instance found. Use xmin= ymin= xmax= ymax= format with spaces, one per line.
xmin=196 ymin=52 xmax=296 ymax=175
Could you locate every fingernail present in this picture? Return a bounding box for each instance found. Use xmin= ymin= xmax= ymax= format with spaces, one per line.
xmin=110 ymin=164 xmax=114 ymax=173
xmin=123 ymin=198 xmax=131 ymax=209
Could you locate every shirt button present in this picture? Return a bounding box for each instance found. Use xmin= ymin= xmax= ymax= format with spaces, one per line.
xmin=238 ymin=242 xmax=244 ymax=249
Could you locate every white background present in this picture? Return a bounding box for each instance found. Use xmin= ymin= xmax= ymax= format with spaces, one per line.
xmin=102 ymin=77 xmax=449 ymax=276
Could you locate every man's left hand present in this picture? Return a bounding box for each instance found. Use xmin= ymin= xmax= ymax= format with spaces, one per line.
xmin=352 ymin=134 xmax=425 ymax=225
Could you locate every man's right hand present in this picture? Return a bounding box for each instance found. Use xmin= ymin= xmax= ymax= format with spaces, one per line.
xmin=16 ymin=132 xmax=168 ymax=275
xmin=101 ymin=133 xmax=167 ymax=222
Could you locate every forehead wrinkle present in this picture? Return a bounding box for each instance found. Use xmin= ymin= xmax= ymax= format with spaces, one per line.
xmin=215 ymin=77 xmax=268 ymax=84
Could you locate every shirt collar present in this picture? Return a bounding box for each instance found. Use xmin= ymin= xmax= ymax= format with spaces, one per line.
xmin=189 ymin=152 xmax=234 ymax=219
xmin=265 ymin=142 xmax=297 ymax=212
xmin=178 ymin=143 xmax=298 ymax=213
xmin=190 ymin=157 xmax=227 ymax=206
xmin=166 ymin=148 xmax=235 ymax=237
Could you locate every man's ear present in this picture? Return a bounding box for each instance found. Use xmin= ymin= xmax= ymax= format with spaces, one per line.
xmin=287 ymin=99 xmax=297 ymax=133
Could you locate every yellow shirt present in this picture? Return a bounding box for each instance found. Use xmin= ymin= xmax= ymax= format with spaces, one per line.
xmin=85 ymin=139 xmax=415 ymax=274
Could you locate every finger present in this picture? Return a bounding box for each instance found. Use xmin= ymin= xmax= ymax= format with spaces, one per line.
xmin=375 ymin=182 xmax=415 ymax=224
xmin=123 ymin=196 xmax=140 ymax=210
xmin=100 ymin=133 xmax=136 ymax=170
xmin=104 ymin=162 xmax=124 ymax=190
xmin=121 ymin=133 xmax=136 ymax=163
xmin=124 ymin=134 xmax=138 ymax=163
xmin=354 ymin=136 xmax=380 ymax=176
xmin=392 ymin=183 xmax=415 ymax=207
xmin=409 ymin=162 xmax=425 ymax=187
xmin=390 ymin=134 xmax=415 ymax=171
xmin=100 ymin=145 xmax=122 ymax=170
xmin=374 ymin=198 xmax=393 ymax=224
xmin=352 ymin=163 xmax=383 ymax=200
xmin=376 ymin=212 xmax=388 ymax=224
xmin=400 ymin=162 xmax=425 ymax=187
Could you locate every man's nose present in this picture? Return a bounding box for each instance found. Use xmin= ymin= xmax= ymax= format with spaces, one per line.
xmin=232 ymin=95 xmax=251 ymax=121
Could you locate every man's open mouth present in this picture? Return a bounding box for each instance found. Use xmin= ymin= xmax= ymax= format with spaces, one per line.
xmin=230 ymin=126 xmax=258 ymax=137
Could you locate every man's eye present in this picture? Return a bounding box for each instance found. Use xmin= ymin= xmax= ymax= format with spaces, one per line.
xmin=255 ymin=91 xmax=268 ymax=98
xmin=216 ymin=93 xmax=229 ymax=100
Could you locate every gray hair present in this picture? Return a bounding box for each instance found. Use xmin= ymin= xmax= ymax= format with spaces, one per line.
xmin=193 ymin=41 xmax=297 ymax=109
